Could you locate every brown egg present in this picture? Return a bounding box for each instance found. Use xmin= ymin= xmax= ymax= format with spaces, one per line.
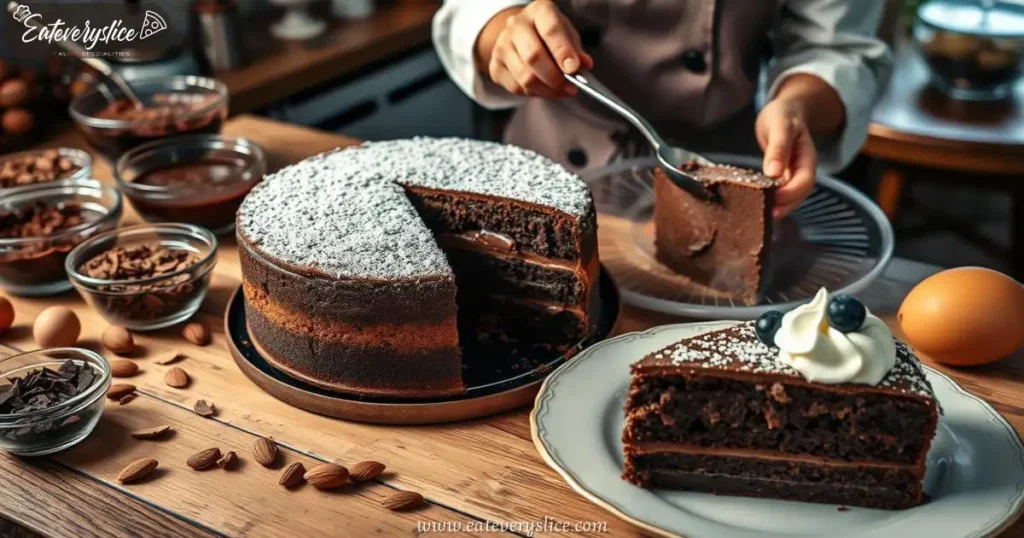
xmin=0 ymin=296 xmax=13 ymax=333
xmin=899 ymin=267 xmax=1024 ymax=366
xmin=0 ymin=79 xmax=29 ymax=108
xmin=33 ymin=306 xmax=81 ymax=348
xmin=1 ymin=108 xmax=34 ymax=135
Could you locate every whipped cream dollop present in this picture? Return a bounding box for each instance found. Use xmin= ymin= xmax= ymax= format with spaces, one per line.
xmin=773 ymin=288 xmax=896 ymax=385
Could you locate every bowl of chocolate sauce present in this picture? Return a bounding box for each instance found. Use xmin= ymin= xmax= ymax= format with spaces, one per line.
xmin=114 ymin=135 xmax=266 ymax=235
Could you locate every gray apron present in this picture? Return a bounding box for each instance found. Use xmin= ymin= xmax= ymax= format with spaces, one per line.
xmin=503 ymin=0 xmax=781 ymax=171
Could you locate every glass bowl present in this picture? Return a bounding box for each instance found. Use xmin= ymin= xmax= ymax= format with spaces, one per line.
xmin=0 ymin=348 xmax=111 ymax=456
xmin=68 ymin=76 xmax=228 ymax=162
xmin=115 ymin=135 xmax=266 ymax=236
xmin=0 ymin=179 xmax=123 ymax=297
xmin=65 ymin=223 xmax=218 ymax=330
xmin=0 ymin=148 xmax=93 ymax=191
xmin=914 ymin=0 xmax=1024 ymax=101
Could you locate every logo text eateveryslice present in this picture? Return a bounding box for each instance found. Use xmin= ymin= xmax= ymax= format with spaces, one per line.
xmin=11 ymin=4 xmax=167 ymax=50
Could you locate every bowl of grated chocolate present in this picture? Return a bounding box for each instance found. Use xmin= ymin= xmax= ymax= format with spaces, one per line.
xmin=0 ymin=348 xmax=111 ymax=456
xmin=65 ymin=223 xmax=218 ymax=330
xmin=0 ymin=179 xmax=123 ymax=296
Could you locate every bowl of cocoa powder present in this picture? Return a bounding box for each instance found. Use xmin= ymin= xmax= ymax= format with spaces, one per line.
xmin=0 ymin=179 xmax=123 ymax=296
xmin=65 ymin=223 xmax=218 ymax=330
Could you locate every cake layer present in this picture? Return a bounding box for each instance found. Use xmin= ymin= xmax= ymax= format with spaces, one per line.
xmin=653 ymin=167 xmax=775 ymax=305
xmin=463 ymin=295 xmax=590 ymax=346
xmin=246 ymin=303 xmax=463 ymax=398
xmin=624 ymin=373 xmax=936 ymax=464
xmin=628 ymin=468 xmax=923 ymax=510
xmin=406 ymin=186 xmax=596 ymax=261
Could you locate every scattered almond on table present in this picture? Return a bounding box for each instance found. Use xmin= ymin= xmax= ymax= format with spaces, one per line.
xmin=193 ymin=399 xmax=216 ymax=417
xmin=118 ymin=393 xmax=138 ymax=406
xmin=101 ymin=325 xmax=134 ymax=355
xmin=110 ymin=359 xmax=139 ymax=378
xmin=154 ymin=350 xmax=186 ymax=365
xmin=106 ymin=383 xmax=136 ymax=400
xmin=182 ymin=322 xmax=209 ymax=346
xmin=117 ymin=458 xmax=158 ymax=484
xmin=217 ymin=451 xmax=238 ymax=469
xmin=350 ymin=461 xmax=386 ymax=482
xmin=131 ymin=425 xmax=172 ymax=440
xmin=253 ymin=437 xmax=278 ymax=467
xmin=163 ymin=367 xmax=190 ymax=388
xmin=279 ymin=462 xmax=306 ymax=488
xmin=304 ymin=463 xmax=348 ymax=490
xmin=187 ymin=447 xmax=221 ymax=470
xmin=382 ymin=491 xmax=424 ymax=511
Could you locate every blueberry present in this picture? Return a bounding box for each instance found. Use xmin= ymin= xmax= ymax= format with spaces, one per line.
xmin=827 ymin=295 xmax=866 ymax=333
xmin=755 ymin=311 xmax=784 ymax=346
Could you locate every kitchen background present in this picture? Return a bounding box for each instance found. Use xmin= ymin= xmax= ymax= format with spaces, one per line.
xmin=0 ymin=0 xmax=1019 ymax=275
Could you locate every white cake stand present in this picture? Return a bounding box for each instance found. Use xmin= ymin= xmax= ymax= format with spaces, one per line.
xmin=269 ymin=0 xmax=327 ymax=41
xmin=583 ymin=154 xmax=894 ymax=319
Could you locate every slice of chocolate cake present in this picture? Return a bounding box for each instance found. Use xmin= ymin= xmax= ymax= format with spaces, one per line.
xmin=622 ymin=291 xmax=939 ymax=509
xmin=653 ymin=163 xmax=778 ymax=305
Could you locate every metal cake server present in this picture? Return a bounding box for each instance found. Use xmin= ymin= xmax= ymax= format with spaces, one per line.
xmin=564 ymin=71 xmax=713 ymax=199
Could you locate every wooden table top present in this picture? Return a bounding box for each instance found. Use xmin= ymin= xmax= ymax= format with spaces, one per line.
xmin=219 ymin=2 xmax=438 ymax=115
xmin=862 ymin=46 xmax=1024 ymax=175
xmin=2 ymin=116 xmax=1023 ymax=537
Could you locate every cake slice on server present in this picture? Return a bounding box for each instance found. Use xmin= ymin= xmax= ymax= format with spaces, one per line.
xmin=653 ymin=162 xmax=779 ymax=305
xmin=622 ymin=289 xmax=940 ymax=509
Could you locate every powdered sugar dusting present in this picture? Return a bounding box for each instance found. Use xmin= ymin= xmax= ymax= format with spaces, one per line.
xmin=237 ymin=138 xmax=592 ymax=278
xmin=642 ymin=321 xmax=935 ymax=399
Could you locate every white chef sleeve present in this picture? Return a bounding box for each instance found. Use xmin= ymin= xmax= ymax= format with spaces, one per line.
xmin=433 ymin=0 xmax=531 ymax=110
xmin=767 ymin=0 xmax=893 ymax=172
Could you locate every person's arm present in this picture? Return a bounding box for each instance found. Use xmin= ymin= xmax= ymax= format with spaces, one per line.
xmin=433 ymin=0 xmax=591 ymax=108
xmin=757 ymin=0 xmax=893 ymax=217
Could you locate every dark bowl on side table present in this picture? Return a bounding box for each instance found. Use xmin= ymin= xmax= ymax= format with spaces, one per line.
xmin=69 ymin=76 xmax=228 ymax=163
xmin=0 ymin=348 xmax=111 ymax=456
xmin=66 ymin=223 xmax=218 ymax=331
xmin=0 ymin=179 xmax=123 ymax=297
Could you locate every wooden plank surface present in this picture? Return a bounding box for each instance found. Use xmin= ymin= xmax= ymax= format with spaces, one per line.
xmin=1 ymin=116 xmax=1022 ymax=537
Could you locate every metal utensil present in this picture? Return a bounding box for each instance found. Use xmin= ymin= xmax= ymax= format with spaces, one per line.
xmin=7 ymin=1 xmax=144 ymax=107
xmin=564 ymin=71 xmax=713 ymax=199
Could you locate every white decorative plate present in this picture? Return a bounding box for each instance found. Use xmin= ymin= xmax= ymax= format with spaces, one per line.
xmin=531 ymin=322 xmax=1024 ymax=538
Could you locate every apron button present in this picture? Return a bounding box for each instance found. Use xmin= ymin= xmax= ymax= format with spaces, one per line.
xmin=567 ymin=148 xmax=588 ymax=168
xmin=682 ymin=49 xmax=707 ymax=73
xmin=580 ymin=27 xmax=602 ymax=51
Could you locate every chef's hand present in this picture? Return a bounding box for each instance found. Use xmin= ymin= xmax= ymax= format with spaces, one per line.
xmin=755 ymin=99 xmax=817 ymax=219
xmin=475 ymin=0 xmax=594 ymax=99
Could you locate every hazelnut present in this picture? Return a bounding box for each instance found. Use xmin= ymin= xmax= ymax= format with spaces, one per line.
xmin=182 ymin=322 xmax=209 ymax=346
xmin=102 ymin=325 xmax=135 ymax=355
xmin=1 ymin=108 xmax=34 ymax=136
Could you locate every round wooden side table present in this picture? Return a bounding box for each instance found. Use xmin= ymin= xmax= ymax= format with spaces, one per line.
xmin=861 ymin=46 xmax=1024 ymax=278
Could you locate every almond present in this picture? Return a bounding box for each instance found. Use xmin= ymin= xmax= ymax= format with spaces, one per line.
xmin=382 ymin=491 xmax=424 ymax=511
xmin=187 ymin=447 xmax=221 ymax=470
xmin=182 ymin=322 xmax=209 ymax=346
xmin=217 ymin=451 xmax=238 ymax=469
xmin=303 ymin=463 xmax=348 ymax=489
xmin=117 ymin=458 xmax=158 ymax=484
xmin=131 ymin=425 xmax=171 ymax=440
xmin=106 ymin=383 xmax=136 ymax=400
xmin=349 ymin=461 xmax=386 ymax=482
xmin=253 ymin=437 xmax=278 ymax=467
xmin=110 ymin=359 xmax=139 ymax=378
xmin=163 ymin=367 xmax=189 ymax=388
xmin=101 ymin=325 xmax=134 ymax=355
xmin=118 ymin=393 xmax=138 ymax=405
xmin=155 ymin=350 xmax=185 ymax=365
xmin=279 ymin=462 xmax=306 ymax=488
xmin=193 ymin=399 xmax=215 ymax=417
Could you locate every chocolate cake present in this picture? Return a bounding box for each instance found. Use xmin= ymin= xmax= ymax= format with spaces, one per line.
xmin=622 ymin=319 xmax=939 ymax=509
xmin=653 ymin=163 xmax=778 ymax=305
xmin=236 ymin=138 xmax=599 ymax=398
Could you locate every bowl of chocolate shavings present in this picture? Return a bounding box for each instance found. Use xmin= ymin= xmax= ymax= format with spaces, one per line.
xmin=0 ymin=348 xmax=111 ymax=456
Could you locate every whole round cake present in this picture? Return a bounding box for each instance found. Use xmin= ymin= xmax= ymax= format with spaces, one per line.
xmin=236 ymin=138 xmax=600 ymax=398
